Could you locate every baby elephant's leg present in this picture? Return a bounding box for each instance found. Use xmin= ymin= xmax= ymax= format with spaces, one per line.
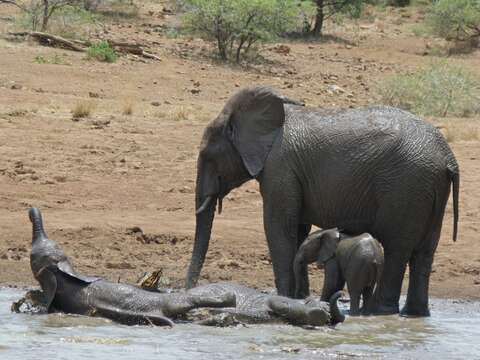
xmin=267 ymin=296 xmax=330 ymax=326
xmin=361 ymin=286 xmax=374 ymax=315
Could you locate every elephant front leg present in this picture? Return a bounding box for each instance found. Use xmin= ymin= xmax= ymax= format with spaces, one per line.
xmin=320 ymin=260 xmax=344 ymax=302
xmin=295 ymin=224 xmax=312 ymax=298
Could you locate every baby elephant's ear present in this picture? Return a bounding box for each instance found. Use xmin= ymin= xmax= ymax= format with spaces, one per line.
xmin=316 ymin=230 xmax=340 ymax=265
xmin=36 ymin=267 xmax=58 ymax=312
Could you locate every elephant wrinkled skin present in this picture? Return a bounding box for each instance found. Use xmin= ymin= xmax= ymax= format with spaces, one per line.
xmin=186 ymin=282 xmax=344 ymax=326
xmin=185 ymin=86 xmax=459 ymax=317
xmin=28 ymin=208 xmax=235 ymax=326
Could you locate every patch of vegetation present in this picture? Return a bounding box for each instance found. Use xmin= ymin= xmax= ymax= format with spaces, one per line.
xmin=181 ymin=0 xmax=316 ymax=63
xmin=379 ymin=61 xmax=480 ymax=117
xmin=426 ymin=0 xmax=480 ymax=47
xmin=90 ymin=0 xmax=139 ymax=19
xmin=86 ymin=41 xmax=118 ymax=62
xmin=72 ymin=101 xmax=95 ymax=119
xmin=443 ymin=120 xmax=480 ymax=142
xmin=34 ymin=54 xmax=68 ymax=64
xmin=10 ymin=1 xmax=98 ymax=37
xmin=122 ymin=103 xmax=133 ymax=115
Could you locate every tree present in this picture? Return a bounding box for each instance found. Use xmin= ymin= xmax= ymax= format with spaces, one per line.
xmin=307 ymin=0 xmax=363 ymax=37
xmin=182 ymin=0 xmax=315 ymax=62
xmin=427 ymin=0 xmax=480 ymax=43
xmin=0 ymin=0 xmax=85 ymax=31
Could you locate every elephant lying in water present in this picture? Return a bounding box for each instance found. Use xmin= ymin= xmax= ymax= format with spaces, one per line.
xmin=28 ymin=208 xmax=235 ymax=326
xmin=185 ymin=282 xmax=344 ymax=326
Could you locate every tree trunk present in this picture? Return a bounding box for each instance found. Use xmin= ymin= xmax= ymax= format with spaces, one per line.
xmin=312 ymin=0 xmax=324 ymax=37
xmin=41 ymin=0 xmax=49 ymax=32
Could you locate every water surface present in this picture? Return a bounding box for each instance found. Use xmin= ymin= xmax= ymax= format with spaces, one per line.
xmin=1 ymin=288 xmax=479 ymax=359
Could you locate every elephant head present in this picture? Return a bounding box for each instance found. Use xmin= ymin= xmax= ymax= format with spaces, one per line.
xmin=186 ymin=86 xmax=300 ymax=288
xmin=29 ymin=208 xmax=99 ymax=312
xmin=293 ymin=228 xmax=341 ymax=297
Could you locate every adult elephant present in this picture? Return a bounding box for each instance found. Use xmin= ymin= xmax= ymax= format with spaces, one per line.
xmin=185 ymin=86 xmax=459 ymax=317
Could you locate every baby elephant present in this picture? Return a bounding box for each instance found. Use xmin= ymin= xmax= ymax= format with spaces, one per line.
xmin=28 ymin=208 xmax=235 ymax=326
xmin=294 ymin=229 xmax=383 ymax=315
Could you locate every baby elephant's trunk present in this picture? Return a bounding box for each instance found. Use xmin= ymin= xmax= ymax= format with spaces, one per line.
xmin=329 ymin=291 xmax=345 ymax=325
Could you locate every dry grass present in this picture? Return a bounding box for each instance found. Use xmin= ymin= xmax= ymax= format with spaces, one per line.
xmin=122 ymin=103 xmax=134 ymax=116
xmin=441 ymin=120 xmax=480 ymax=142
xmin=170 ymin=106 xmax=194 ymax=121
xmin=71 ymin=101 xmax=95 ymax=119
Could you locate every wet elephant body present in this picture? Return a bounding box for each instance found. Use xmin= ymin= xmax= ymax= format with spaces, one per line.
xmin=186 ymin=282 xmax=344 ymax=326
xmin=28 ymin=208 xmax=234 ymax=326
xmin=186 ymin=86 xmax=459 ymax=317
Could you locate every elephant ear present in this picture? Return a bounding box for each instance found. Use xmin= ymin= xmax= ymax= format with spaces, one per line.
xmin=316 ymin=230 xmax=340 ymax=266
xmin=227 ymin=87 xmax=285 ymax=177
xmin=36 ymin=267 xmax=59 ymax=312
xmin=57 ymin=260 xmax=101 ymax=283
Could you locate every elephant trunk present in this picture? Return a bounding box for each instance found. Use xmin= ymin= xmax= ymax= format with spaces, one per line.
xmin=329 ymin=291 xmax=345 ymax=325
xmin=186 ymin=198 xmax=216 ymax=289
xmin=29 ymin=207 xmax=47 ymax=243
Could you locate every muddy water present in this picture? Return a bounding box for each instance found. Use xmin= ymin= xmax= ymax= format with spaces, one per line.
xmin=1 ymin=288 xmax=479 ymax=360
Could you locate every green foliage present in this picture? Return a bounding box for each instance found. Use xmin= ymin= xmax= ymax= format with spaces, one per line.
xmin=13 ymin=1 xmax=100 ymax=39
xmin=379 ymin=61 xmax=480 ymax=117
xmin=87 ymin=41 xmax=118 ymax=63
xmin=182 ymin=0 xmax=315 ymax=62
xmin=426 ymin=0 xmax=480 ymax=42
xmin=34 ymin=54 xmax=68 ymax=65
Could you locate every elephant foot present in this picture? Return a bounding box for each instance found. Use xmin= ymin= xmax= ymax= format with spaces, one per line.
xmin=400 ymin=304 xmax=430 ymax=317
xmin=371 ymin=303 xmax=399 ymax=315
xmin=305 ymin=308 xmax=330 ymax=327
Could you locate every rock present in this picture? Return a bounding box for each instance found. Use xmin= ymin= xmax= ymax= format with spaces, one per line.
xmin=326 ymin=84 xmax=346 ymax=95
xmin=151 ymin=101 xmax=161 ymax=107
xmin=10 ymin=83 xmax=22 ymax=90
xmin=105 ymin=261 xmax=135 ymax=270
xmin=190 ymin=88 xmax=201 ymax=94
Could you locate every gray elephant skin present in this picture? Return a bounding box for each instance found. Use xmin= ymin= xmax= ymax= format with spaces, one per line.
xmin=294 ymin=229 xmax=383 ymax=315
xmin=185 ymin=86 xmax=459 ymax=317
xmin=186 ymin=282 xmax=344 ymax=326
xmin=29 ymin=208 xmax=235 ymax=326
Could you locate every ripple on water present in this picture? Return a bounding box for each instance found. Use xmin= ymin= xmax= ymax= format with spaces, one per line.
xmin=1 ymin=288 xmax=480 ymax=360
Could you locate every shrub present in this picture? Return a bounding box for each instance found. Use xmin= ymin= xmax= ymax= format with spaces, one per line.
xmin=426 ymin=0 xmax=480 ymax=42
xmin=72 ymin=101 xmax=95 ymax=119
xmin=87 ymin=41 xmax=118 ymax=62
xmin=379 ymin=61 xmax=480 ymax=117
xmin=182 ymin=0 xmax=315 ymax=62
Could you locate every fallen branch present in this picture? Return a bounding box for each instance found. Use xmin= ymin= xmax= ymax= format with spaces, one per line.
xmin=8 ymin=31 xmax=86 ymax=51
xmin=6 ymin=31 xmax=161 ymax=60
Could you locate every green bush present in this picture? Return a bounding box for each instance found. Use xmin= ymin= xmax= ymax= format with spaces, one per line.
xmin=87 ymin=41 xmax=118 ymax=62
xmin=426 ymin=0 xmax=480 ymax=42
xmin=379 ymin=61 xmax=480 ymax=117
xmin=182 ymin=0 xmax=315 ymax=62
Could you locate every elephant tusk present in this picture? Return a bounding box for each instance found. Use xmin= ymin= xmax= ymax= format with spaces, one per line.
xmin=196 ymin=196 xmax=213 ymax=215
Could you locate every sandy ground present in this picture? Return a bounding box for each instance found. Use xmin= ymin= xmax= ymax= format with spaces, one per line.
xmin=0 ymin=2 xmax=479 ymax=300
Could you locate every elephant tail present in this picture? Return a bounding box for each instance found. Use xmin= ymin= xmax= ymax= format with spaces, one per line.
xmin=329 ymin=291 xmax=345 ymax=325
xmin=450 ymin=170 xmax=459 ymax=242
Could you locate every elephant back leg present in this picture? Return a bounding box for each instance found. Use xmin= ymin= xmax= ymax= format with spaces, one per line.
xmin=401 ymin=181 xmax=450 ymax=316
xmin=372 ymin=192 xmax=435 ymax=314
